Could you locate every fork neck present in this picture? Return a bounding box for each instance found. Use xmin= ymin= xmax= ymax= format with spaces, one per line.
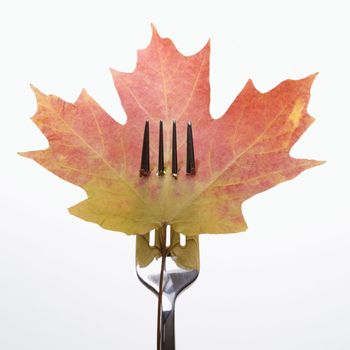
xmin=157 ymin=224 xmax=169 ymax=350
xmin=160 ymin=304 xmax=176 ymax=350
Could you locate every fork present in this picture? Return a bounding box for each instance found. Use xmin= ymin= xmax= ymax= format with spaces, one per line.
xmin=136 ymin=121 xmax=200 ymax=350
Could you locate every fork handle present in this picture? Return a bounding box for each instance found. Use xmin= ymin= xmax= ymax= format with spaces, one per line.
xmin=160 ymin=304 xmax=176 ymax=350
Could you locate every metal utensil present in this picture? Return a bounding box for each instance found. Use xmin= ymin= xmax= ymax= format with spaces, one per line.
xmin=136 ymin=120 xmax=200 ymax=350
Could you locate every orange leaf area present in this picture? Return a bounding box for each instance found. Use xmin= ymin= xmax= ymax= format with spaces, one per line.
xmin=20 ymin=26 xmax=324 ymax=235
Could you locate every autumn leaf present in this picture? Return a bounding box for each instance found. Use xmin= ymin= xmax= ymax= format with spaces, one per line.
xmin=19 ymin=25 xmax=323 ymax=235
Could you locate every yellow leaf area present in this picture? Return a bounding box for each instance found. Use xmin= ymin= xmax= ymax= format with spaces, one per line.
xmin=20 ymin=26 xmax=324 ymax=236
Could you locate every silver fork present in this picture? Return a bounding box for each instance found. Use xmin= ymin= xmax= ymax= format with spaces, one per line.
xmin=136 ymin=120 xmax=199 ymax=349
xmin=136 ymin=226 xmax=200 ymax=350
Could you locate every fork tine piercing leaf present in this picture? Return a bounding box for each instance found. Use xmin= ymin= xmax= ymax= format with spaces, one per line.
xmin=172 ymin=121 xmax=178 ymax=177
xmin=158 ymin=121 xmax=165 ymax=176
xmin=186 ymin=122 xmax=196 ymax=175
xmin=19 ymin=24 xmax=324 ymax=237
xmin=140 ymin=120 xmax=150 ymax=177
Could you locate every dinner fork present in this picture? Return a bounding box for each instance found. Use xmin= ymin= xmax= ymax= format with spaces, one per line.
xmin=136 ymin=120 xmax=200 ymax=350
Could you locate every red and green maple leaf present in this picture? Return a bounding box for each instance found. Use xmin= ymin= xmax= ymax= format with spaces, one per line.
xmin=20 ymin=26 xmax=323 ymax=235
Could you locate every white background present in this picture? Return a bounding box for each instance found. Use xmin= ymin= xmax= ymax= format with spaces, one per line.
xmin=1 ymin=0 xmax=349 ymax=349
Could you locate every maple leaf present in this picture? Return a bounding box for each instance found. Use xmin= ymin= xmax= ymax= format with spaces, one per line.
xmin=19 ymin=26 xmax=324 ymax=236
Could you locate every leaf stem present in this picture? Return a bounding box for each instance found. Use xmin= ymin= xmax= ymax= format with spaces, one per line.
xmin=157 ymin=224 xmax=167 ymax=350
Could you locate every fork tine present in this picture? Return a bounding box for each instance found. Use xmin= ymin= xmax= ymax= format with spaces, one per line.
xmin=140 ymin=120 xmax=150 ymax=177
xmin=186 ymin=122 xmax=196 ymax=175
xmin=158 ymin=121 xmax=165 ymax=176
xmin=172 ymin=120 xmax=178 ymax=177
